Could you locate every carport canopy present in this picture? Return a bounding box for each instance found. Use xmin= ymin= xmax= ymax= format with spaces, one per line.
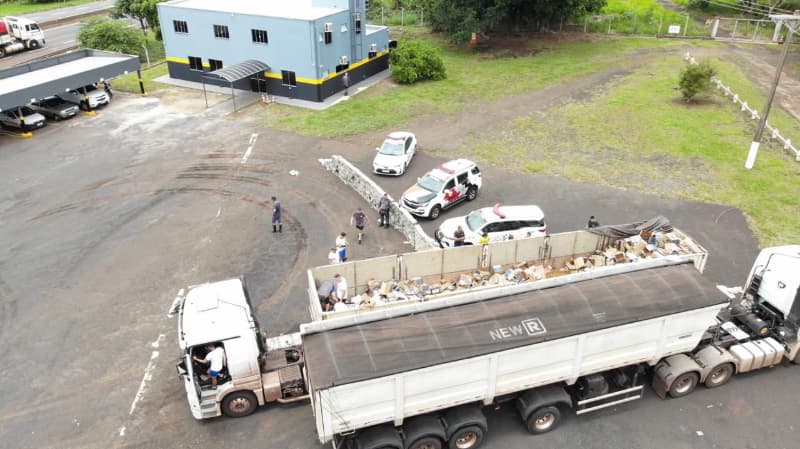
xmin=203 ymin=59 xmax=269 ymax=83
xmin=0 ymin=49 xmax=140 ymax=112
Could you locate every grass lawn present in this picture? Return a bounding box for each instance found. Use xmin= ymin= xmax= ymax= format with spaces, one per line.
xmin=0 ymin=0 xmax=99 ymax=15
xmin=113 ymin=63 xmax=169 ymax=93
xmin=459 ymin=51 xmax=800 ymax=246
xmin=265 ymin=34 xmax=685 ymax=136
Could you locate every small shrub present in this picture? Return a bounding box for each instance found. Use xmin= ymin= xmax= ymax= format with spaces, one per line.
xmin=78 ymin=18 xmax=145 ymax=57
xmin=389 ymin=39 xmax=447 ymax=84
xmin=679 ymin=60 xmax=716 ymax=102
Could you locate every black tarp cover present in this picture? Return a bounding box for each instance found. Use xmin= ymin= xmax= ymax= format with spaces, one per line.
xmin=302 ymin=262 xmax=726 ymax=391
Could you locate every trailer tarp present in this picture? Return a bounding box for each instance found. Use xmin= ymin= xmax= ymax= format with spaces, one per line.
xmin=303 ymin=262 xmax=726 ymax=391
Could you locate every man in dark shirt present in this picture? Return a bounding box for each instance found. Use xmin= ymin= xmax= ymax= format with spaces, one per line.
xmin=351 ymin=207 xmax=369 ymax=244
xmin=317 ymin=274 xmax=342 ymax=311
xmin=453 ymin=225 xmax=466 ymax=247
xmin=587 ymin=215 xmax=600 ymax=228
xmin=272 ymin=196 xmax=282 ymax=233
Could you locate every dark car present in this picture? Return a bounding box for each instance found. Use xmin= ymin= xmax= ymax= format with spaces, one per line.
xmin=29 ymin=96 xmax=79 ymax=121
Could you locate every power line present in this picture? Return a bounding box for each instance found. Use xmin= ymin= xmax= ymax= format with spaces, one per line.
xmin=704 ymin=0 xmax=794 ymax=16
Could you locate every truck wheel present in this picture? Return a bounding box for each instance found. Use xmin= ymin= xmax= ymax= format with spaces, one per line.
xmin=429 ymin=205 xmax=441 ymax=219
xmin=525 ymin=405 xmax=561 ymax=435
xmin=408 ymin=436 xmax=442 ymax=449
xmin=0 ymin=47 xmax=6 ymax=58
xmin=29 ymin=40 xmax=40 ymax=49
xmin=668 ymin=372 xmax=699 ymax=398
xmin=448 ymin=425 xmax=484 ymax=449
xmin=221 ymin=391 xmax=258 ymax=417
xmin=356 ymin=424 xmax=402 ymax=449
xmin=466 ymin=186 xmax=477 ymax=201
xmin=704 ymin=363 xmax=734 ymax=388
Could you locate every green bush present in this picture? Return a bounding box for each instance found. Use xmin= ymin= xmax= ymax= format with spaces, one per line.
xmin=78 ymin=18 xmax=145 ymax=57
xmin=389 ymin=39 xmax=447 ymax=84
xmin=679 ymin=60 xmax=716 ymax=102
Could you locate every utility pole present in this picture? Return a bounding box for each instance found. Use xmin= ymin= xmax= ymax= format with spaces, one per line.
xmin=745 ymin=12 xmax=799 ymax=169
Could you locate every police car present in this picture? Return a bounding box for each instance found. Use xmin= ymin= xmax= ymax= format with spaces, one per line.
xmin=401 ymin=159 xmax=482 ymax=219
xmin=435 ymin=204 xmax=547 ymax=247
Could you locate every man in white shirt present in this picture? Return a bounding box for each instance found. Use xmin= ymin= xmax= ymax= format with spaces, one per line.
xmin=328 ymin=247 xmax=340 ymax=265
xmin=336 ymin=275 xmax=348 ymax=301
xmin=336 ymin=232 xmax=348 ymax=262
xmin=194 ymin=342 xmax=226 ymax=387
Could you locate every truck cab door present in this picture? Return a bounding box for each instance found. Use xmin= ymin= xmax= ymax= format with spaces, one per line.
xmin=176 ymin=354 xmax=203 ymax=419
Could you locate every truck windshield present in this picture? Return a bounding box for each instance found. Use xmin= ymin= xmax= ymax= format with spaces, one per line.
xmin=417 ymin=173 xmax=445 ymax=193
xmin=465 ymin=209 xmax=488 ymax=231
xmin=378 ymin=139 xmax=404 ymax=156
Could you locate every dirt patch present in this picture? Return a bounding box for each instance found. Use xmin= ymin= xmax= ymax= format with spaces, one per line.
xmin=147 ymin=87 xmax=230 ymax=115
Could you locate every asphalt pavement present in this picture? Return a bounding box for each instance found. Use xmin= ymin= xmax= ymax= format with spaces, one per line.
xmin=20 ymin=0 xmax=114 ymax=25
xmin=0 ymin=90 xmax=794 ymax=449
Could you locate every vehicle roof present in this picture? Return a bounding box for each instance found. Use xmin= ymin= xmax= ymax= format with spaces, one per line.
xmin=302 ymin=262 xmax=726 ymax=391
xmin=386 ymin=131 xmax=413 ymax=140
xmin=179 ymin=278 xmax=254 ymax=349
xmin=480 ymin=204 xmax=544 ymax=221
xmin=426 ymin=159 xmax=476 ymax=179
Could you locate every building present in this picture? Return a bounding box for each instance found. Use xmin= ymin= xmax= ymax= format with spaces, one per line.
xmin=157 ymin=0 xmax=390 ymax=102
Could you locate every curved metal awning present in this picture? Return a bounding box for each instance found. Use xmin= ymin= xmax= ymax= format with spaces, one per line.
xmin=204 ymin=59 xmax=269 ymax=82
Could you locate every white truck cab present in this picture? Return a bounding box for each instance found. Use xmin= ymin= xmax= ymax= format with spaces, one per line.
xmin=0 ymin=16 xmax=45 ymax=57
xmin=176 ymin=278 xmax=307 ymax=419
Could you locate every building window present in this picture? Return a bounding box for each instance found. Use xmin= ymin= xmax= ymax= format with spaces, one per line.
xmin=173 ymin=20 xmax=188 ymax=33
xmin=251 ymin=29 xmax=268 ymax=44
xmin=188 ymin=56 xmax=203 ymax=71
xmin=324 ymin=23 xmax=332 ymax=44
xmin=213 ymin=24 xmax=229 ymax=39
xmin=281 ymin=70 xmax=297 ymax=87
xmin=209 ymin=59 xmax=223 ymax=71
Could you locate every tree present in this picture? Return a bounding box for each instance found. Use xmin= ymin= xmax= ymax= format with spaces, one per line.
xmin=113 ymin=0 xmax=165 ymax=34
xmin=679 ymin=61 xmax=716 ymax=102
xmin=78 ymin=18 xmax=146 ymax=57
xmin=422 ymin=0 xmax=606 ymax=42
xmin=390 ymin=39 xmax=447 ymax=84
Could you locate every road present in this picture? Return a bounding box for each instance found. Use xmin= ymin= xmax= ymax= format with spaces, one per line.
xmin=1 ymin=88 xmax=796 ymax=449
xmin=20 ymin=0 xmax=114 ymax=25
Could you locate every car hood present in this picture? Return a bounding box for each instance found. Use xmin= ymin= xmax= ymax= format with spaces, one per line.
xmin=23 ymin=112 xmax=46 ymax=123
xmin=373 ymin=153 xmax=405 ymax=167
xmin=402 ymin=184 xmax=436 ymax=203
xmin=437 ymin=215 xmax=474 ymax=239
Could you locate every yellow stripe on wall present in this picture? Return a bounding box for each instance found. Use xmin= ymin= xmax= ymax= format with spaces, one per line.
xmin=166 ymin=50 xmax=389 ymax=85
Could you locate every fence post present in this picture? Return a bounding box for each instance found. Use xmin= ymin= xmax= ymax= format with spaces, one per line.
xmin=731 ymin=19 xmax=738 ymax=40
xmin=401 ymin=7 xmax=404 ymax=26
xmin=381 ymin=7 xmax=384 ymax=25
xmin=711 ymin=17 xmax=719 ymax=38
xmin=584 ymin=16 xmax=588 ymax=33
xmin=657 ymin=13 xmax=663 ymax=37
xmin=683 ymin=15 xmax=689 ymax=36
xmin=420 ymin=8 xmax=423 ymax=27
xmin=772 ymin=21 xmax=782 ymax=42
xmin=607 ymin=16 xmax=612 ymax=34
xmin=633 ymin=15 xmax=637 ymax=34
xmin=752 ymin=20 xmax=760 ymax=41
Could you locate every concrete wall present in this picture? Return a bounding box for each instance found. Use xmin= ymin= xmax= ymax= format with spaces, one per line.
xmin=322 ymin=155 xmax=438 ymax=251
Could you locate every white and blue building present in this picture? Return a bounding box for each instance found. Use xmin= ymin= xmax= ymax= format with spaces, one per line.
xmin=157 ymin=0 xmax=390 ymax=102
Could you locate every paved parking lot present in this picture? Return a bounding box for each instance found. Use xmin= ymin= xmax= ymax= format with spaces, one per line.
xmin=0 ymin=92 xmax=795 ymax=449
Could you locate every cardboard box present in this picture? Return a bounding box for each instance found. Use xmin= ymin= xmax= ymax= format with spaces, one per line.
xmin=545 ymin=269 xmax=570 ymax=279
xmin=591 ymin=255 xmax=606 ymax=267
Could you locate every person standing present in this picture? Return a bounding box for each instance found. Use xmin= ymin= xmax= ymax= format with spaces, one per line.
xmin=453 ymin=225 xmax=466 ymax=247
xmin=193 ymin=342 xmax=225 ymax=388
xmin=479 ymin=232 xmax=489 ymax=245
xmin=351 ymin=207 xmax=369 ymax=244
xmin=328 ymin=247 xmax=340 ymax=265
xmin=378 ymin=193 xmax=391 ymax=228
xmin=336 ymin=232 xmax=348 ymax=262
xmin=342 ymin=72 xmax=350 ymax=96
xmin=587 ymin=215 xmax=600 ymax=228
xmin=272 ymin=196 xmax=282 ymax=233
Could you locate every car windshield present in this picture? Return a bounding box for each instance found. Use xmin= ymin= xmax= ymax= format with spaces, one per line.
xmin=465 ymin=209 xmax=488 ymax=231
xmin=379 ymin=139 xmax=404 ymax=156
xmin=417 ymin=173 xmax=446 ymax=193
xmin=20 ymin=107 xmax=35 ymax=114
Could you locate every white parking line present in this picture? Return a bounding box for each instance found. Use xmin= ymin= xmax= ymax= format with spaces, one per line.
xmin=167 ymin=288 xmax=185 ymax=317
xmin=63 ymin=40 xmax=74 ymax=44
xmin=128 ymin=336 xmax=163 ymax=415
xmin=216 ymin=207 xmax=222 ymax=218
xmin=241 ymin=133 xmax=258 ymax=163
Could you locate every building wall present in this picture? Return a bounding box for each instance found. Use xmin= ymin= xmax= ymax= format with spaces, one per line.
xmin=157 ymin=0 xmax=389 ymax=102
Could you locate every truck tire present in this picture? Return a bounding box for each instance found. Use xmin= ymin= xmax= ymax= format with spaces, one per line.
xmin=221 ymin=390 xmax=258 ymax=417
xmin=356 ymin=424 xmax=402 ymax=449
xmin=525 ymin=405 xmax=561 ymax=435
xmin=408 ymin=436 xmax=442 ymax=449
xmin=466 ymin=186 xmax=477 ymax=201
xmin=704 ymin=363 xmax=734 ymax=388
xmin=28 ymin=40 xmax=40 ymax=49
xmin=447 ymin=425 xmax=484 ymax=449
xmin=429 ymin=205 xmax=442 ymax=220
xmin=668 ymin=372 xmax=699 ymax=398
xmin=0 ymin=47 xmax=6 ymax=58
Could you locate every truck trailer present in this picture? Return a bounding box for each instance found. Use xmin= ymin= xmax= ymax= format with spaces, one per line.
xmin=176 ymin=244 xmax=800 ymax=449
xmin=0 ymin=17 xmax=45 ymax=58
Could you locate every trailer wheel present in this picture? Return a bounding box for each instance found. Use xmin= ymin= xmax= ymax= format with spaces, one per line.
xmin=668 ymin=372 xmax=699 ymax=398
xmin=704 ymin=363 xmax=734 ymax=388
xmin=355 ymin=424 xmax=402 ymax=449
xmin=447 ymin=425 xmax=484 ymax=449
xmin=221 ymin=391 xmax=257 ymax=417
xmin=525 ymin=405 xmax=561 ymax=435
xmin=408 ymin=436 xmax=442 ymax=449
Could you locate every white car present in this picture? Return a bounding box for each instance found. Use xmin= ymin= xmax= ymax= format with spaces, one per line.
xmin=373 ymin=131 xmax=416 ymax=176
xmin=435 ymin=204 xmax=547 ymax=247
xmin=57 ymin=84 xmax=109 ymax=110
xmin=401 ymin=159 xmax=482 ymax=219
xmin=0 ymin=107 xmax=46 ymax=130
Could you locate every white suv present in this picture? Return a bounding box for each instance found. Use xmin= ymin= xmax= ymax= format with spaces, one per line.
xmin=435 ymin=204 xmax=547 ymax=247
xmin=401 ymin=159 xmax=482 ymax=219
xmin=57 ymin=84 xmax=109 ymax=110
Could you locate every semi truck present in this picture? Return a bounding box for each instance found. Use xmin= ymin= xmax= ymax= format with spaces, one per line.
xmin=175 ymin=242 xmax=800 ymax=449
xmin=0 ymin=16 xmax=46 ymax=58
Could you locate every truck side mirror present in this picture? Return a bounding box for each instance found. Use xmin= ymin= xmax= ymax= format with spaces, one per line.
xmin=176 ymin=360 xmax=187 ymax=378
